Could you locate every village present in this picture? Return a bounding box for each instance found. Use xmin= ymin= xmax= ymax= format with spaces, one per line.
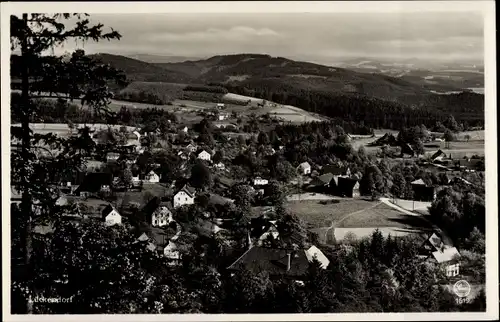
xmin=10 ymin=98 xmax=485 ymax=289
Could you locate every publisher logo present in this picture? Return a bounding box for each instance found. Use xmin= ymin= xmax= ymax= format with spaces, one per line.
xmin=453 ymin=280 xmax=471 ymax=298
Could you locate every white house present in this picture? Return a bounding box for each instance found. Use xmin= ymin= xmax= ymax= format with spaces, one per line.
xmin=253 ymin=177 xmax=269 ymax=186
xmin=214 ymin=162 xmax=226 ymax=170
xmin=431 ymin=247 xmax=461 ymax=277
xmin=218 ymin=113 xmax=229 ymax=121
xmin=150 ymin=203 xmax=174 ymax=227
xmin=106 ymin=152 xmax=120 ymax=162
xmin=297 ymin=162 xmax=311 ymax=175
xmin=163 ymin=241 xmax=181 ymax=261
xmin=197 ymin=150 xmax=211 ymax=162
xmin=144 ymin=170 xmax=160 ymax=183
xmin=102 ymin=205 xmax=121 ymax=226
xmin=186 ymin=143 xmax=197 ymax=153
xmin=216 ymin=103 xmax=225 ymax=109
xmin=178 ymin=151 xmax=188 ymax=160
xmin=173 ymin=185 xmax=196 ymax=208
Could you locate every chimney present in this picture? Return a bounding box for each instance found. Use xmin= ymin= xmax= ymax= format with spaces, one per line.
xmin=286 ymin=253 xmax=291 ymax=271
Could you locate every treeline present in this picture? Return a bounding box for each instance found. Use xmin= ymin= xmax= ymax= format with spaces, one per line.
xmin=222 ymin=82 xmax=484 ymax=130
xmin=10 ymin=93 xmax=177 ymax=127
xmin=184 ymin=85 xmax=228 ymax=94
xmin=12 ymin=217 xmax=485 ymax=313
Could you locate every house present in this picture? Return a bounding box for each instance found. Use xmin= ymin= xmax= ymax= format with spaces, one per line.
xmin=429 ymin=247 xmax=461 ymax=277
xmin=250 ymin=216 xmax=280 ymax=246
xmin=74 ymin=172 xmax=113 ymax=197
xmin=218 ymin=113 xmax=229 ymax=121
xmin=163 ymin=240 xmax=181 ymax=262
xmin=227 ymin=246 xmax=325 ymax=280
xmin=131 ymin=175 xmax=141 ymax=186
xmin=144 ymin=170 xmax=160 ymax=183
xmin=310 ymin=173 xmax=334 ymax=188
xmin=337 ymin=177 xmax=360 ymax=198
xmin=297 ymin=162 xmax=311 ymax=175
xmin=173 ymin=184 xmax=196 ymax=208
xmin=322 ymin=165 xmax=351 ymax=186
xmin=214 ymin=176 xmax=234 ymax=190
xmin=197 ymin=150 xmax=211 ymax=162
xmin=214 ymin=162 xmax=226 ymax=170
xmin=411 ymin=179 xmax=436 ymax=201
xmin=216 ymin=103 xmax=225 ymax=109
xmin=454 ymin=158 xmax=484 ymax=172
xmin=182 ymin=126 xmax=189 ymax=133
xmin=178 ymin=151 xmax=189 ymax=160
xmin=101 ymin=205 xmax=121 ymax=226
xmin=143 ymin=197 xmax=174 ymax=227
xmin=253 ymin=177 xmax=269 ymax=186
xmin=401 ymin=143 xmax=415 ymax=158
xmin=106 ymin=152 xmax=120 ymax=163
xmin=186 ymin=143 xmax=197 ymax=153
xmin=305 ymin=245 xmax=330 ymax=269
xmin=431 ymin=149 xmax=446 ymax=162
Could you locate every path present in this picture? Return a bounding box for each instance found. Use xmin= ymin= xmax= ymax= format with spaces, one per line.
xmin=380 ymin=197 xmax=452 ymax=244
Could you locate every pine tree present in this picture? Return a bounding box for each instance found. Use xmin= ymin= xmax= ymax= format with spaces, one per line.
xmin=10 ymin=14 xmax=124 ymax=313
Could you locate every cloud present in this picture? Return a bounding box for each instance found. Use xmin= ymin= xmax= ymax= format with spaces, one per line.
xmin=146 ymin=26 xmax=282 ymax=43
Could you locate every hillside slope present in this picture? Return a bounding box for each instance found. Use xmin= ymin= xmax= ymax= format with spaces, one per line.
xmin=89 ymin=53 xmax=195 ymax=83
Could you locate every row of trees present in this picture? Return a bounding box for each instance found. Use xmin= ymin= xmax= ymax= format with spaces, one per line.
xmin=223 ymin=82 xmax=484 ymax=130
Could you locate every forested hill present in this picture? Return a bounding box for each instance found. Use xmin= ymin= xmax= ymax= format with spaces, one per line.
xmin=16 ymin=52 xmax=482 ymax=129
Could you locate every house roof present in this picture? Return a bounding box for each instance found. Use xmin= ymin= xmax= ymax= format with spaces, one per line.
xmin=337 ymin=176 xmax=359 ymax=190
xmin=177 ymin=184 xmax=196 ymax=198
xmin=101 ymin=204 xmax=118 ymax=219
xmin=227 ymin=246 xmax=310 ymax=278
xmin=75 ymin=172 xmax=113 ymax=193
xmin=432 ymin=247 xmax=461 ymax=263
xmin=427 ymin=233 xmax=444 ymax=250
xmin=431 ymin=149 xmax=446 ymax=160
xmin=411 ymin=179 xmax=426 ymax=186
xmin=312 ymin=173 xmax=334 ymax=185
xmin=33 ymin=223 xmax=55 ymax=235
xmin=194 ymin=219 xmax=223 ymax=237
xmin=298 ymin=162 xmax=311 ymax=169
xmin=142 ymin=197 xmax=173 ymax=217
xmin=305 ymin=245 xmax=330 ymax=269
xmin=322 ymin=164 xmax=348 ymax=175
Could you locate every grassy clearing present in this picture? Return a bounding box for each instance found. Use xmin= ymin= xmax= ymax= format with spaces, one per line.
xmin=338 ymin=203 xmax=433 ymax=229
xmin=285 ymin=199 xmax=375 ymax=229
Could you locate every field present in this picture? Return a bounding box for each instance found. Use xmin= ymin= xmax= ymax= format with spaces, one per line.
xmin=285 ymin=198 xmax=434 ymax=244
xmin=349 ymin=128 xmax=485 ymax=158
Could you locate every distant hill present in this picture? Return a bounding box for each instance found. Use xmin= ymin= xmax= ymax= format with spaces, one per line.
xmin=86 ymin=53 xmax=485 ymax=128
xmin=126 ymin=54 xmax=204 ymax=64
xmin=88 ymin=53 xmax=195 ymax=83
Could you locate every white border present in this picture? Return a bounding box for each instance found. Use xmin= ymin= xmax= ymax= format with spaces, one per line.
xmin=1 ymin=1 xmax=497 ymax=321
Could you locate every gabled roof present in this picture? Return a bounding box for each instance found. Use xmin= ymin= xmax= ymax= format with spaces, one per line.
xmin=227 ymin=247 xmax=310 ymax=278
xmin=427 ymin=232 xmax=444 ymax=250
xmin=431 ymin=149 xmax=446 ymax=160
xmin=298 ymin=161 xmax=311 ymax=169
xmin=209 ymin=193 xmax=234 ymax=206
xmin=411 ymin=179 xmax=426 ymax=186
xmin=142 ymin=197 xmax=173 ymax=217
xmin=432 ymin=247 xmax=460 ymax=263
xmin=176 ymin=184 xmax=196 ymax=198
xmin=305 ymin=245 xmax=330 ymax=269
xmin=311 ymin=173 xmax=334 ymax=185
xmin=322 ymin=164 xmax=349 ymax=175
xmin=102 ymin=204 xmax=118 ymax=219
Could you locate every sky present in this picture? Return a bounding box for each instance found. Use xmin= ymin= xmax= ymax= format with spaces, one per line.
xmin=48 ymin=12 xmax=484 ymax=64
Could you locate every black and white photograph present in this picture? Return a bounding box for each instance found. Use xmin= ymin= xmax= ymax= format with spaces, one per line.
xmin=2 ymin=1 xmax=498 ymax=320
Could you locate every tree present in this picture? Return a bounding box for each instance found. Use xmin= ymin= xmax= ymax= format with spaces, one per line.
xmin=10 ymin=13 xmax=124 ymax=313
xmin=212 ymin=150 xmax=224 ymax=164
xmin=265 ymin=180 xmax=287 ymax=207
xmin=444 ymin=114 xmax=460 ymax=132
xmin=443 ymin=130 xmax=455 ymax=143
xmin=464 ymin=227 xmax=485 ymax=254
xmin=391 ymin=172 xmax=406 ymax=199
xmin=190 ymin=161 xmax=213 ymax=190
xmin=119 ymin=167 xmax=133 ymax=189
xmin=464 ymin=134 xmax=471 ymax=142
xmin=412 ymin=139 xmax=425 ymax=156
xmin=230 ymin=183 xmax=254 ymax=212
xmin=257 ymin=131 xmax=270 ymax=145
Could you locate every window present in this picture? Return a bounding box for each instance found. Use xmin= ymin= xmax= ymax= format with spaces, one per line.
xmin=184 ymin=197 xmax=187 ymax=201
